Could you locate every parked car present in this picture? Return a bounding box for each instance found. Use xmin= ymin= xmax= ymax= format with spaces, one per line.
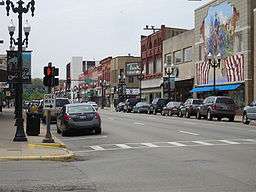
xmin=242 ymin=100 xmax=256 ymax=124
xmin=196 ymin=96 xmax=238 ymax=122
xmin=86 ymin=101 xmax=98 ymax=110
xmin=43 ymin=98 xmax=70 ymax=123
xmin=116 ymin=102 xmax=125 ymax=112
xmin=161 ymin=101 xmax=182 ymax=116
xmin=56 ymin=103 xmax=101 ymax=136
xmin=178 ymin=99 xmax=203 ymax=118
xmin=148 ymin=98 xmax=168 ymax=115
xmin=124 ymin=98 xmax=140 ymax=113
xmin=133 ymin=102 xmax=150 ymax=113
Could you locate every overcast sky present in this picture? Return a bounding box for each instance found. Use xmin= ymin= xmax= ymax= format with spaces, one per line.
xmin=0 ymin=0 xmax=208 ymax=79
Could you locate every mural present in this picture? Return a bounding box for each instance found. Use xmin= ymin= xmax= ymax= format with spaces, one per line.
xmin=200 ymin=1 xmax=240 ymax=58
xmin=197 ymin=1 xmax=244 ymax=86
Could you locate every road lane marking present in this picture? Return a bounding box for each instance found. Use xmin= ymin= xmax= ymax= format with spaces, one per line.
xmin=107 ymin=117 xmax=115 ymax=120
xmin=192 ymin=141 xmax=214 ymax=146
xmin=219 ymin=140 xmax=240 ymax=144
xmin=243 ymin=139 xmax=256 ymax=142
xmin=134 ymin=122 xmax=145 ymax=126
xmin=141 ymin=143 xmax=159 ymax=148
xmin=115 ymin=144 xmax=132 ymax=149
xmin=61 ymin=136 xmax=107 ymax=141
xmin=183 ymin=122 xmax=197 ymax=125
xmin=178 ymin=131 xmax=199 ymax=136
xmin=167 ymin=142 xmax=187 ymax=147
xmin=90 ymin=146 xmax=105 ymax=151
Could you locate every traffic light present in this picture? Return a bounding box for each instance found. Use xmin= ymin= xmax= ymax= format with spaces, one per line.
xmin=43 ymin=63 xmax=59 ymax=87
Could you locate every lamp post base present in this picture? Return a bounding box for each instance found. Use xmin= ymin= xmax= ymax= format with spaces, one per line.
xmin=42 ymin=138 xmax=55 ymax=143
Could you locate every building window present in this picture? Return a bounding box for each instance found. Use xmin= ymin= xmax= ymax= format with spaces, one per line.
xmin=199 ymin=45 xmax=203 ymax=61
xmin=128 ymin=76 xmax=134 ymax=83
xmin=165 ymin=53 xmax=172 ymax=64
xmin=183 ymin=47 xmax=192 ymax=62
xmin=146 ymin=63 xmax=149 ymax=75
xmin=174 ymin=50 xmax=182 ymax=64
xmin=153 ymin=58 xmax=157 ymax=73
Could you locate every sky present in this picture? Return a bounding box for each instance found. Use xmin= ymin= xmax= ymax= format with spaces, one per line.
xmin=0 ymin=0 xmax=208 ymax=79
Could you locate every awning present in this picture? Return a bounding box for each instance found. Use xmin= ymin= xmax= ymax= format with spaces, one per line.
xmin=191 ymin=83 xmax=242 ymax=93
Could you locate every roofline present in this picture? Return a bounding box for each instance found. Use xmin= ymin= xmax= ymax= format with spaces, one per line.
xmin=195 ymin=0 xmax=217 ymax=12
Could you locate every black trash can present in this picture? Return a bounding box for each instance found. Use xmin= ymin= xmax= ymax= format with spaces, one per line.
xmin=26 ymin=112 xmax=40 ymax=136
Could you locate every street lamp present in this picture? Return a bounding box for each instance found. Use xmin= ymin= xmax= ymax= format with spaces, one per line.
xmin=164 ymin=63 xmax=173 ymax=100
xmin=4 ymin=0 xmax=35 ymax=142
xmin=137 ymin=64 xmax=144 ymax=101
xmin=99 ymin=80 xmax=107 ymax=109
xmin=118 ymin=74 xmax=126 ymax=102
xmin=207 ymin=52 xmax=221 ymax=96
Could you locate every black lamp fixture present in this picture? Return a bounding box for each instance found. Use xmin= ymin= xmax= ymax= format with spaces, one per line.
xmin=207 ymin=52 xmax=221 ymax=96
xmin=4 ymin=0 xmax=35 ymax=142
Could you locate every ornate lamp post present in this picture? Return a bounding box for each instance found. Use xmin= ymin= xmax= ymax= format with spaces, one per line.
xmin=4 ymin=0 xmax=35 ymax=142
xmin=118 ymin=74 xmax=126 ymax=102
xmin=207 ymin=53 xmax=221 ymax=96
xmin=137 ymin=64 xmax=144 ymax=101
xmin=99 ymin=80 xmax=107 ymax=109
xmin=164 ymin=63 xmax=172 ymax=100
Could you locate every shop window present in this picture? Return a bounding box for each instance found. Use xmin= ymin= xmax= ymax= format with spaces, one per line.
xmin=174 ymin=50 xmax=182 ymax=64
xmin=165 ymin=53 xmax=172 ymax=64
xmin=183 ymin=47 xmax=192 ymax=62
xmin=153 ymin=58 xmax=157 ymax=73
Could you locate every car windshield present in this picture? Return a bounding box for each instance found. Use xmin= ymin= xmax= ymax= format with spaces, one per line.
xmin=56 ymin=99 xmax=70 ymax=107
xmin=158 ymin=99 xmax=167 ymax=105
xmin=216 ymin=98 xmax=235 ymax=104
xmin=68 ymin=105 xmax=95 ymax=114
xmin=193 ymin=100 xmax=203 ymax=104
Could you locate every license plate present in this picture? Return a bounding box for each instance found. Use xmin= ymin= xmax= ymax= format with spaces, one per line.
xmin=80 ymin=116 xmax=87 ymax=120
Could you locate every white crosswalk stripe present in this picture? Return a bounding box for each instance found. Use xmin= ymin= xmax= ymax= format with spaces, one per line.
xmin=90 ymin=145 xmax=105 ymax=151
xmin=141 ymin=143 xmax=159 ymax=148
xmin=192 ymin=141 xmax=214 ymax=146
xmin=115 ymin=144 xmax=132 ymax=149
xmin=219 ymin=140 xmax=240 ymax=144
xmin=167 ymin=142 xmax=187 ymax=147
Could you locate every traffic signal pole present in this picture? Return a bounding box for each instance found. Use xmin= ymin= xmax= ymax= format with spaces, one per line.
xmin=42 ymin=85 xmax=54 ymax=143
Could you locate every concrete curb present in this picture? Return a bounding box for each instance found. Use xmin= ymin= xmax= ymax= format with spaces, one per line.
xmin=0 ymin=148 xmax=75 ymax=161
xmin=28 ymin=143 xmax=66 ymax=149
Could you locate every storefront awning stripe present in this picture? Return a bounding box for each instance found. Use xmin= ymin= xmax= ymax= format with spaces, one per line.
xmin=191 ymin=83 xmax=242 ymax=93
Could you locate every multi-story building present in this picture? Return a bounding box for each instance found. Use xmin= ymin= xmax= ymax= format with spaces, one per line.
xmin=162 ymin=29 xmax=194 ymax=102
xmin=141 ymin=25 xmax=188 ymax=103
xmin=110 ymin=55 xmax=141 ymax=104
xmin=192 ymin=0 xmax=256 ymax=107
xmin=0 ymin=54 xmax=7 ymax=82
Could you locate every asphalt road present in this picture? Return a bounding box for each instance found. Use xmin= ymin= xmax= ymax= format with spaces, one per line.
xmin=1 ymin=109 xmax=256 ymax=192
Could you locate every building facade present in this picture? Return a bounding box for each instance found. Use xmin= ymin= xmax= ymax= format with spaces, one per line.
xmin=141 ymin=25 xmax=188 ymax=103
xmin=162 ymin=30 xmax=195 ymax=102
xmin=193 ymin=0 xmax=256 ymax=107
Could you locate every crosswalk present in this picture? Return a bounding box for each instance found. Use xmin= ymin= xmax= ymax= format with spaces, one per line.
xmin=74 ymin=138 xmax=256 ymax=153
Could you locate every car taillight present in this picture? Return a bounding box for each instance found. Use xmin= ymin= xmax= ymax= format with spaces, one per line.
xmin=63 ymin=114 xmax=71 ymax=121
xmin=95 ymin=112 xmax=100 ymax=119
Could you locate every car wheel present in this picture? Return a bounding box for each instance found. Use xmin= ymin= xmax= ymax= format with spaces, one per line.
xmin=196 ymin=110 xmax=201 ymax=120
xmin=185 ymin=110 xmax=190 ymax=118
xmin=61 ymin=131 xmax=68 ymax=137
xmin=161 ymin=111 xmax=165 ymax=116
xmin=229 ymin=115 xmax=235 ymax=122
xmin=178 ymin=111 xmax=183 ymax=117
xmin=207 ymin=110 xmax=213 ymax=121
xmin=95 ymin=127 xmax=102 ymax=135
xmin=242 ymin=112 xmax=250 ymax=125
xmin=153 ymin=109 xmax=157 ymax=115
xmin=217 ymin=117 xmax=222 ymax=121
xmin=168 ymin=111 xmax=173 ymax=116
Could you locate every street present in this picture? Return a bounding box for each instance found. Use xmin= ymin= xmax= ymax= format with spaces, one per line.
xmin=1 ymin=110 xmax=256 ymax=192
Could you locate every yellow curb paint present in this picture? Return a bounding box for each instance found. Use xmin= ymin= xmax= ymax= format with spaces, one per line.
xmin=0 ymin=151 xmax=75 ymax=161
xmin=28 ymin=143 xmax=66 ymax=149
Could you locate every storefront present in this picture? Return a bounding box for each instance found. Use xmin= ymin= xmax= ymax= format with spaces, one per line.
xmin=141 ymin=78 xmax=162 ymax=103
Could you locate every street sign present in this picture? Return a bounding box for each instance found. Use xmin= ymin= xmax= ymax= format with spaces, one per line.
xmin=43 ymin=94 xmax=56 ymax=109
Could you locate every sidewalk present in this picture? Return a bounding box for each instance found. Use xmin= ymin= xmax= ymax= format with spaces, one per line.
xmin=0 ymin=108 xmax=74 ymax=161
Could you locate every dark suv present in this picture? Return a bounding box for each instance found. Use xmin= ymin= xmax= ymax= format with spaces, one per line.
xmin=196 ymin=96 xmax=238 ymax=122
xmin=178 ymin=99 xmax=203 ymax=118
xmin=148 ymin=98 xmax=168 ymax=115
xmin=124 ymin=98 xmax=140 ymax=113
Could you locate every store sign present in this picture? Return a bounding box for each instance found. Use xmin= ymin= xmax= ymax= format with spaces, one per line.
xmin=7 ymin=51 xmax=32 ymax=84
xmin=126 ymin=63 xmax=140 ymax=76
xmin=126 ymin=88 xmax=140 ymax=95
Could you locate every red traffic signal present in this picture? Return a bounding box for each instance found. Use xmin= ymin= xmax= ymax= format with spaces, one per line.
xmin=44 ymin=66 xmax=54 ymax=77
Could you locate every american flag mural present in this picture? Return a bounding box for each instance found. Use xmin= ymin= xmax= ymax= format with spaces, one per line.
xmin=196 ymin=61 xmax=210 ymax=85
xmin=224 ymin=53 xmax=244 ymax=82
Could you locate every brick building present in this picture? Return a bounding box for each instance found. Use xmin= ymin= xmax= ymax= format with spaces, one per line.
xmin=193 ymin=0 xmax=256 ymax=107
xmin=141 ymin=25 xmax=188 ymax=102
